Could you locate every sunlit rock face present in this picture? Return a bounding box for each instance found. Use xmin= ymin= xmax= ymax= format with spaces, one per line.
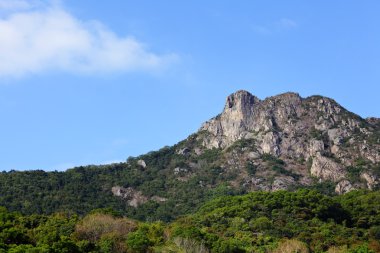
xmin=197 ymin=90 xmax=380 ymax=193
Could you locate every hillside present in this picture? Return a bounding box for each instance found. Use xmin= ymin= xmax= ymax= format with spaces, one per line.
xmin=0 ymin=190 xmax=378 ymax=252
xmin=0 ymin=90 xmax=379 ymax=221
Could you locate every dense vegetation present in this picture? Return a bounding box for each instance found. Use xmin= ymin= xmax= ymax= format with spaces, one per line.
xmin=0 ymin=142 xmax=237 ymax=222
xmin=0 ymin=190 xmax=378 ymax=252
xmin=3 ymin=140 xmax=375 ymax=224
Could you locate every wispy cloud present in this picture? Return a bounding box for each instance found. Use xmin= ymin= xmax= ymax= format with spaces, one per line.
xmin=277 ymin=18 xmax=297 ymax=29
xmin=252 ymin=18 xmax=298 ymax=35
xmin=0 ymin=0 xmax=178 ymax=78
xmin=252 ymin=25 xmax=272 ymax=35
xmin=0 ymin=0 xmax=32 ymax=10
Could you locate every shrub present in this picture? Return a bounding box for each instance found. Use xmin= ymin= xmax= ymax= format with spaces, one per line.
xmin=74 ymin=213 xmax=137 ymax=242
xmin=126 ymin=229 xmax=151 ymax=253
xmin=272 ymin=239 xmax=309 ymax=253
xmin=246 ymin=162 xmax=257 ymax=176
xmin=173 ymin=237 xmax=209 ymax=253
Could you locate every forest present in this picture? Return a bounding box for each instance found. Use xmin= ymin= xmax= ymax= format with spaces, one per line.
xmin=0 ymin=189 xmax=378 ymax=253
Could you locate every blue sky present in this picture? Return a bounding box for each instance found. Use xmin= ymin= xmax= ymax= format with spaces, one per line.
xmin=0 ymin=0 xmax=379 ymax=171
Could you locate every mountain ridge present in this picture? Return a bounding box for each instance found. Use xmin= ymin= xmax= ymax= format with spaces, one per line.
xmin=0 ymin=90 xmax=379 ymax=221
xmin=194 ymin=90 xmax=379 ymax=193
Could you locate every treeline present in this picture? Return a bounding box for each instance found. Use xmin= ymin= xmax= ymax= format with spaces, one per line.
xmin=0 ymin=147 xmax=351 ymax=224
xmin=0 ymin=190 xmax=379 ymax=252
xmin=0 ymin=144 xmax=241 ymax=222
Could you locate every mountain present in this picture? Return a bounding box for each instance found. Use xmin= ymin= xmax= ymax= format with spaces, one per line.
xmin=198 ymin=90 xmax=380 ymax=193
xmin=0 ymin=90 xmax=379 ymax=221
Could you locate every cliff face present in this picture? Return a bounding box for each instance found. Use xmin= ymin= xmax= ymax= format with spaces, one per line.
xmin=196 ymin=90 xmax=380 ymax=194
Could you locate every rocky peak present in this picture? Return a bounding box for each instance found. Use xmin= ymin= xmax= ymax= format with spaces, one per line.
xmin=223 ymin=90 xmax=260 ymax=112
xmin=267 ymin=92 xmax=302 ymax=104
xmin=366 ymin=117 xmax=380 ymax=126
xmin=200 ymin=90 xmax=260 ymax=149
xmin=200 ymin=90 xmax=304 ymax=150
xmin=195 ymin=90 xmax=380 ymax=193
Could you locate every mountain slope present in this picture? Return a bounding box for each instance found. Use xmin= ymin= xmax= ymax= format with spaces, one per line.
xmin=0 ymin=90 xmax=379 ymax=220
xmin=197 ymin=90 xmax=380 ymax=193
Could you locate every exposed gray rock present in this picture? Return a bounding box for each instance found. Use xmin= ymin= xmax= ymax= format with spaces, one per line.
xmin=361 ymin=172 xmax=379 ymax=190
xmin=328 ymin=128 xmax=344 ymax=145
xmin=194 ymin=147 xmax=202 ymax=155
xmin=151 ymin=196 xmax=168 ymax=202
xmin=335 ymin=180 xmax=354 ymax=194
xmin=310 ymin=154 xmax=346 ymax=182
xmin=272 ymin=176 xmax=296 ymax=191
xmin=366 ymin=117 xmax=380 ymax=126
xmin=200 ymin=90 xmax=261 ymax=149
xmin=174 ymin=167 xmax=188 ymax=175
xmin=137 ymin=159 xmax=147 ymax=168
xmin=196 ymin=90 xmax=380 ymax=192
xmin=330 ymin=145 xmax=340 ymax=156
xmin=309 ymin=139 xmax=325 ymax=156
xmin=246 ymin=177 xmax=271 ymax=191
xmin=247 ymin=151 xmax=260 ymax=160
xmin=177 ymin=147 xmax=190 ymax=156
xmin=111 ymin=186 xmax=148 ymax=207
xmin=111 ymin=186 xmax=168 ymax=207
xmin=260 ymin=131 xmax=280 ymax=156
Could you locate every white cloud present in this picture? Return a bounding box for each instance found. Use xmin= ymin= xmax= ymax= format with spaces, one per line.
xmin=0 ymin=0 xmax=177 ymax=78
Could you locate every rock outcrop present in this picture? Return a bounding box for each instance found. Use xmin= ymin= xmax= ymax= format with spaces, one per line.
xmin=196 ymin=90 xmax=380 ymax=193
xmin=137 ymin=160 xmax=147 ymax=168
xmin=272 ymin=176 xmax=296 ymax=191
xmin=111 ymin=186 xmax=148 ymax=207
xmin=200 ymin=90 xmax=261 ymax=149
xmin=113 ymin=90 xmax=379 ymax=201
xmin=310 ymin=154 xmax=346 ymax=182
xmin=361 ymin=172 xmax=379 ymax=190
xmin=111 ymin=186 xmax=167 ymax=207
xmin=335 ymin=180 xmax=354 ymax=194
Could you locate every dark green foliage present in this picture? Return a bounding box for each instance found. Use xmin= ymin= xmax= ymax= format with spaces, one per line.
xmin=271 ymin=165 xmax=300 ymax=180
xmin=307 ymin=157 xmax=313 ymax=170
xmin=0 ymin=190 xmax=379 ymax=252
xmin=126 ymin=229 xmax=151 ymax=252
xmin=0 ymin=143 xmax=227 ymax=222
xmin=175 ymin=190 xmax=380 ymax=252
xmin=261 ymin=154 xmax=300 ymax=180
xmin=337 ymin=190 xmax=380 ymax=228
xmin=309 ymin=127 xmax=324 ymax=140
xmin=198 ymin=148 xmax=222 ymax=163
xmin=246 ymin=162 xmax=256 ymax=176
xmin=0 ymin=208 xmax=80 ymax=252
xmin=261 ymin=153 xmax=285 ymax=165
xmin=307 ymin=181 xmax=337 ymax=196
xmin=368 ymin=130 xmax=380 ymax=145
xmin=226 ymin=138 xmax=256 ymax=152
xmin=0 ymin=167 xmax=126 ymax=216
xmin=355 ymin=158 xmax=370 ymax=167
xmin=347 ymin=166 xmax=364 ymax=183
xmin=349 ymin=244 xmax=375 ymax=253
